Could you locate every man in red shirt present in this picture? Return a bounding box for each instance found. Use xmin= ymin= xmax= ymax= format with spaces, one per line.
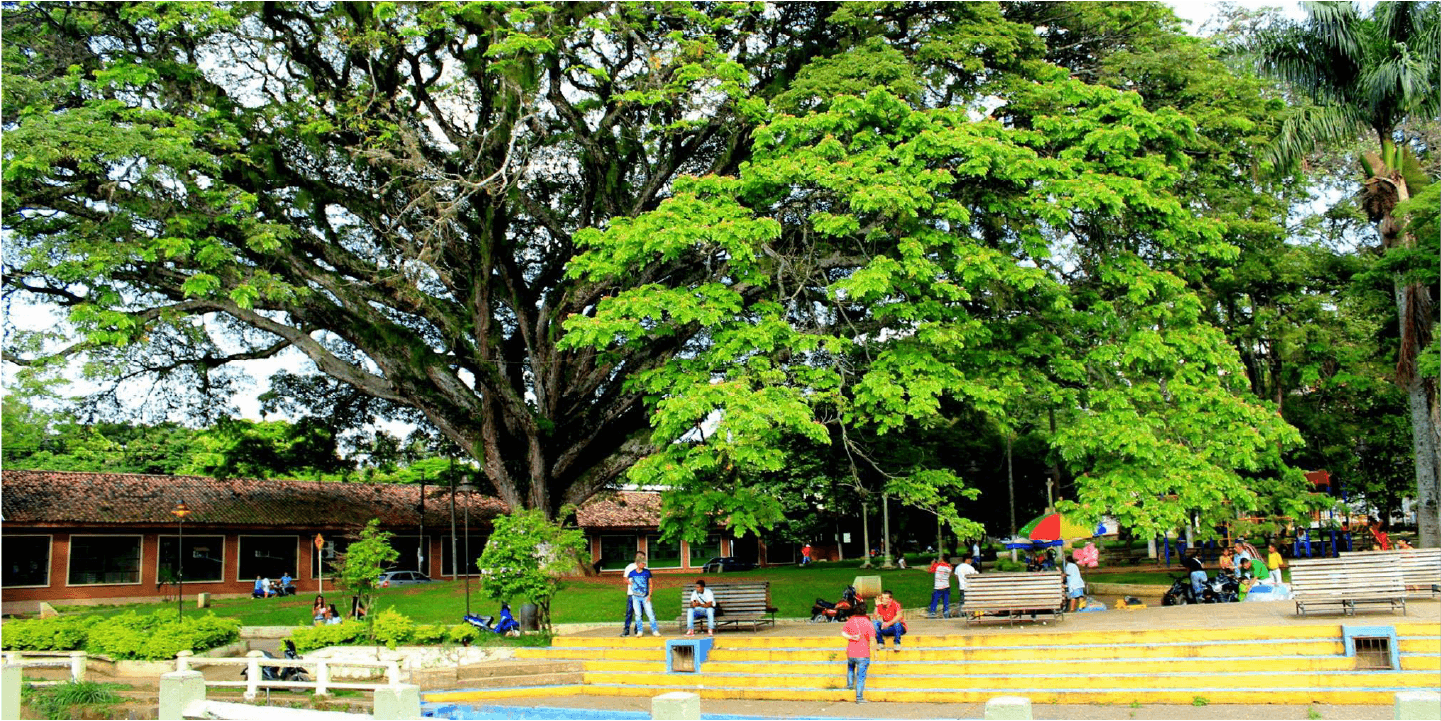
xmin=873 ymin=589 xmax=906 ymax=650
xmin=840 ymin=602 xmax=874 ymax=703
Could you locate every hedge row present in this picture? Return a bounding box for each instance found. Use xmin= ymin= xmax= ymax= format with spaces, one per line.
xmin=289 ymin=608 xmax=482 ymax=652
xmin=1 ymin=610 xmax=240 ymax=661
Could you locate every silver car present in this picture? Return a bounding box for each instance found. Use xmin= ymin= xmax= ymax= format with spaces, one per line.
xmin=377 ymin=570 xmax=435 ymax=586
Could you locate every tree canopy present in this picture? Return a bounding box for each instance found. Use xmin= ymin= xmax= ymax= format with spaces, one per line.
xmin=6 ymin=1 xmax=1419 ymax=543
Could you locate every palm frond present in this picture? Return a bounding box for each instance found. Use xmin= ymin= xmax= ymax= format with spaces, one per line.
xmin=1299 ymin=1 xmax=1364 ymax=57
xmin=1264 ymin=104 xmax=1368 ymax=170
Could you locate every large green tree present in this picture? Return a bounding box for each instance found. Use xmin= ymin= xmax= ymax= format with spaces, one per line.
xmin=1248 ymin=1 xmax=1441 ymax=546
xmin=1 ymin=1 xmax=851 ymax=516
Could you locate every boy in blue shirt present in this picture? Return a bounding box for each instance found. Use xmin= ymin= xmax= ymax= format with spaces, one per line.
xmin=626 ymin=554 xmax=661 ymax=637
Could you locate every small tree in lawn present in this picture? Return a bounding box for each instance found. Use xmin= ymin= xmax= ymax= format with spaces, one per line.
xmin=335 ymin=519 xmax=398 ymax=640
xmin=476 ymin=509 xmax=587 ymax=631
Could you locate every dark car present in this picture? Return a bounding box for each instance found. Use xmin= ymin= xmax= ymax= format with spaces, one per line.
xmin=701 ymin=557 xmax=756 ymax=573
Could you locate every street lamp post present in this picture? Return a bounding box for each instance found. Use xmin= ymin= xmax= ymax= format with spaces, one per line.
xmin=171 ymin=501 xmax=191 ymax=619
xmin=459 ymin=479 xmax=476 ymax=616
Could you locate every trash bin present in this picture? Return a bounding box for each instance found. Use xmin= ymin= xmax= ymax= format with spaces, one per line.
xmin=519 ymin=603 xmax=538 ymax=631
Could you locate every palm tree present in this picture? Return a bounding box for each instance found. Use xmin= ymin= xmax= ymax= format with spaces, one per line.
xmin=1248 ymin=1 xmax=1440 ymax=547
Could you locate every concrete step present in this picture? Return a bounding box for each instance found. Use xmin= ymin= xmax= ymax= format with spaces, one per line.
xmin=413 ymin=660 xmax=584 ymax=691
xmin=581 ymin=653 xmax=1440 ymax=675
xmin=456 ymin=660 xmax=581 ymax=681
xmin=453 ymin=672 xmax=584 ymax=689
xmin=579 ymin=669 xmax=1441 ymax=692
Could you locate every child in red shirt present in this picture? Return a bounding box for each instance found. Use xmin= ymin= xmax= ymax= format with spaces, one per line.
xmin=841 ymin=604 xmax=874 ymax=703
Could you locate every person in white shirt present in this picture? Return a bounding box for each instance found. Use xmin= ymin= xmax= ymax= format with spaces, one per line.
xmin=954 ymin=554 xmax=979 ymax=610
xmin=686 ymin=579 xmax=716 ymax=636
xmin=927 ymin=557 xmax=953 ymax=618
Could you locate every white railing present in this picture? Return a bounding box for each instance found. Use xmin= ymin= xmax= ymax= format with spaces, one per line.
xmin=175 ymin=650 xmax=401 ymax=700
xmin=0 ymin=651 xmax=86 ymax=685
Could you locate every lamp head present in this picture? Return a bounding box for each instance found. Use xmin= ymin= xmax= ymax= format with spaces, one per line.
xmin=171 ymin=501 xmax=191 ymax=519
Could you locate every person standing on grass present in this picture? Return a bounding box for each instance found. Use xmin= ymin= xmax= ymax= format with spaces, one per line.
xmin=627 ymin=553 xmax=661 ymax=637
xmin=841 ymin=602 xmax=874 ymax=703
xmin=619 ymin=556 xmax=638 ymax=637
xmin=873 ymin=590 xmax=906 ymax=651
xmin=686 ymin=579 xmax=715 ymax=636
xmin=801 ymin=542 xmax=812 ymax=565
xmin=927 ymin=557 xmax=953 ymax=618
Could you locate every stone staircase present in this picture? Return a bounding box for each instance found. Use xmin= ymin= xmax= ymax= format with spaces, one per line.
xmin=424 ymin=622 xmax=1441 ymax=706
xmin=412 ymin=659 xmax=583 ymax=691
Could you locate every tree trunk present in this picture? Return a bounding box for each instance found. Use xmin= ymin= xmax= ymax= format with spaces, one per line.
xmin=1398 ymin=277 xmax=1441 ymax=547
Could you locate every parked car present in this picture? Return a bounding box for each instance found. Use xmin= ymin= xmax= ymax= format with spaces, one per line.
xmin=377 ymin=570 xmax=435 ymax=586
xmin=701 ymin=557 xmax=756 ymax=573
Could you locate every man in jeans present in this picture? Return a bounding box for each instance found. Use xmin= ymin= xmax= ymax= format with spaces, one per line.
xmin=619 ymin=557 xmax=638 ymax=637
xmin=872 ymin=589 xmax=906 ymax=651
xmin=627 ymin=553 xmax=661 ymax=636
xmin=927 ymin=557 xmax=952 ymax=618
xmin=841 ymin=602 xmax=874 ymax=703
xmin=685 ymin=579 xmax=715 ymax=636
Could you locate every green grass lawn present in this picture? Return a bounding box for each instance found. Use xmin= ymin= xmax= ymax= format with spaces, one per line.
xmin=58 ymin=560 xmax=1185 ymax=627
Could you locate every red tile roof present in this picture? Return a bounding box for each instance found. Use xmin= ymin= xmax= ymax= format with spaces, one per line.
xmin=574 ymin=490 xmax=663 ymax=529
xmin=0 ymin=470 xmax=661 ymax=530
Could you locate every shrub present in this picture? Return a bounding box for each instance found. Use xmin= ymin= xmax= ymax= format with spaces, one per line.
xmin=86 ymin=610 xmax=240 ymax=660
xmin=371 ymin=607 xmax=415 ymax=649
xmin=289 ymin=621 xmax=368 ymax=654
xmin=1 ymin=610 xmax=238 ymax=660
xmin=447 ymin=624 xmax=480 ymax=645
xmin=411 ymin=624 xmax=447 ymax=645
xmin=992 ymin=558 xmax=1027 ymax=572
xmin=1 ymin=616 xmax=91 ymax=652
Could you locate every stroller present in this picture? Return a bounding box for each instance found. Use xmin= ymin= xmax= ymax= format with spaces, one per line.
xmin=464 ymin=602 xmax=522 ymax=635
xmin=810 ymin=585 xmax=862 ymax=623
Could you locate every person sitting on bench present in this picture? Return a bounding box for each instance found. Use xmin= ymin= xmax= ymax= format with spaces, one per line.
xmin=685 ymin=579 xmax=716 ymax=636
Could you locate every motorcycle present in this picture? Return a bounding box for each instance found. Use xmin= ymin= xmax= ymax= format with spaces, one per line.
xmin=240 ymin=639 xmax=309 ymax=683
xmin=1162 ymin=570 xmax=1241 ymax=606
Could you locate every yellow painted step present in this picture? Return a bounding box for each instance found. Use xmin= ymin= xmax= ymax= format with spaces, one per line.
xmin=699 ymin=626 xmax=1342 ymax=649
xmin=1400 ymin=637 xmax=1440 ymax=654
xmin=706 ymin=640 xmax=1348 ymax=663
xmin=424 ymin=684 xmax=1399 ymax=706
xmin=579 ymin=669 xmax=1440 ymax=692
xmin=675 ymin=656 xmax=1364 ymax=675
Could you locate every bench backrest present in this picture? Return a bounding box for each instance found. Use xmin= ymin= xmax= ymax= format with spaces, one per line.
xmin=1340 ymin=549 xmax=1441 ymax=587
xmin=963 ymin=572 xmax=1064 ymax=610
xmin=1289 ymin=556 xmax=1405 ymax=599
xmin=680 ymin=582 xmax=772 ymax=616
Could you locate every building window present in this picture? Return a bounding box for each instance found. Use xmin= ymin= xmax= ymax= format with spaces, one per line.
xmin=237 ymin=536 xmax=298 ymax=581
xmin=3 ymin=536 xmax=51 ymax=588
xmin=385 ymin=536 xmax=427 ymax=573
xmin=68 ymin=536 xmax=141 ymax=585
xmin=598 ymin=535 xmax=638 ymax=571
xmin=644 ymin=535 xmax=682 ymax=569
xmin=313 ymin=538 xmax=350 ymax=579
xmin=688 ymin=534 xmax=722 ymax=566
xmin=442 ymin=535 xmax=489 ymax=576
xmin=158 ymin=536 xmax=225 ymax=583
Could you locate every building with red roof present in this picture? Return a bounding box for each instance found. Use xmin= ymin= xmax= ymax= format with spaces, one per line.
xmin=0 ymin=470 xmax=753 ymax=614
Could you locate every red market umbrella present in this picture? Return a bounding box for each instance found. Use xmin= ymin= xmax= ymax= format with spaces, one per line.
xmin=1018 ymin=512 xmax=1096 ymax=542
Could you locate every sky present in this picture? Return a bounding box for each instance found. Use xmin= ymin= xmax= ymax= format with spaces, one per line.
xmin=1 ymin=0 xmax=1309 ymax=429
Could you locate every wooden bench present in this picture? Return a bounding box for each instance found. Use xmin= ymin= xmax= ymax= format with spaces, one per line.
xmin=1341 ymin=549 xmax=1441 ymax=597
xmin=1289 ymin=556 xmax=1407 ymax=617
xmin=676 ymin=582 xmax=777 ymax=632
xmin=961 ymin=572 xmax=1065 ymax=625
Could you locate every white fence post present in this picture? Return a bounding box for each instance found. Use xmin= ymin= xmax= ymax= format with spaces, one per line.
xmin=385 ymin=661 xmax=400 ymax=686
xmin=2 ymin=662 xmax=21 ymax=721
xmin=315 ymin=659 xmax=329 ymax=697
xmin=372 ymin=683 xmax=422 ymax=721
xmin=68 ymin=651 xmax=86 ymax=683
xmin=244 ymin=650 xmax=263 ymax=701
xmin=174 ymin=650 xmax=193 ymax=673
xmin=157 ymin=670 xmax=206 ymax=721
xmin=984 ymin=696 xmax=1033 ymax=720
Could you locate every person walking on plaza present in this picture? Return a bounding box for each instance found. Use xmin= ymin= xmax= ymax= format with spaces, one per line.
xmin=686 ymin=579 xmax=716 ymax=636
xmin=841 ymin=602 xmax=874 ymax=703
xmin=619 ymin=557 xmax=638 ymax=637
xmin=873 ymin=590 xmax=906 ymax=651
xmin=927 ymin=556 xmax=953 ymax=618
xmin=1064 ymin=552 xmax=1086 ymax=612
xmin=627 ymin=553 xmax=661 ymax=636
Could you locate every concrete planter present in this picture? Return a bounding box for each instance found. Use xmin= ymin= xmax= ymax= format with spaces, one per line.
xmin=305 ymin=645 xmax=517 ymax=681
